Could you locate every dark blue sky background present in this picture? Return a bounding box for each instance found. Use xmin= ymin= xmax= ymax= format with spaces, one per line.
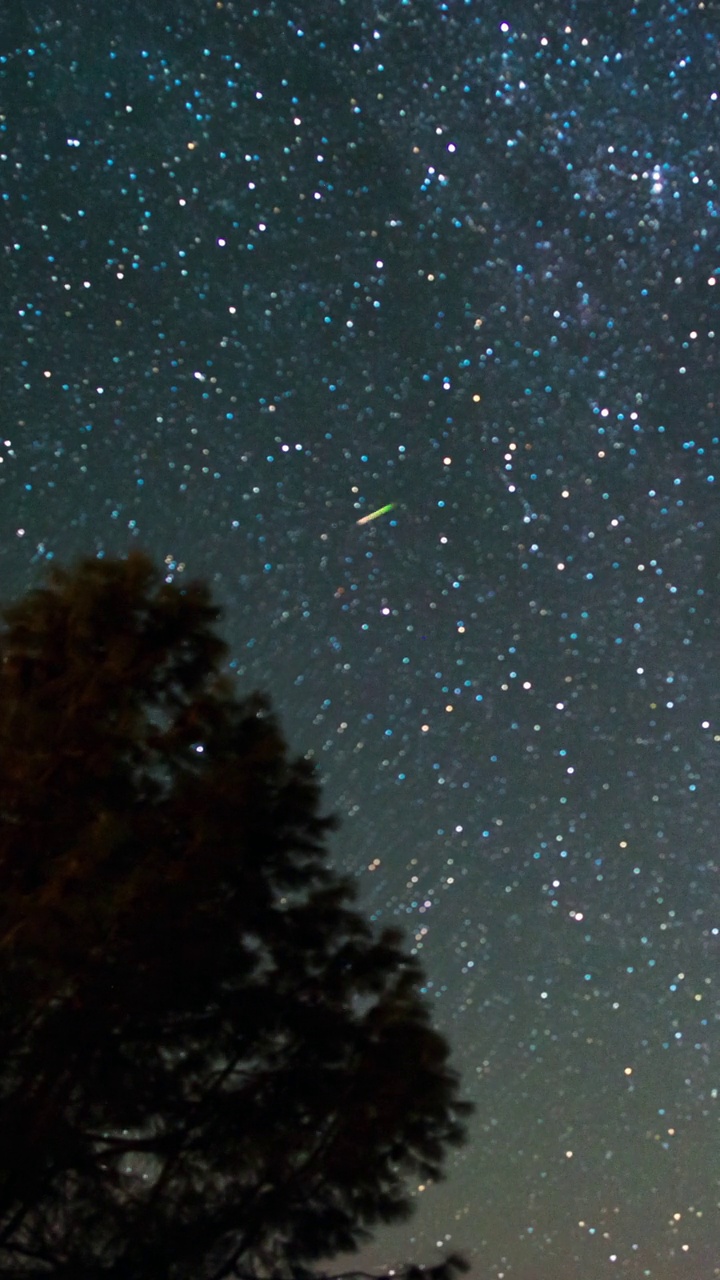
xmin=2 ymin=1 xmax=719 ymax=1276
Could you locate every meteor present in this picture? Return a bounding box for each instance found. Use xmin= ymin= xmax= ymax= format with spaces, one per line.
xmin=356 ymin=503 xmax=396 ymax=526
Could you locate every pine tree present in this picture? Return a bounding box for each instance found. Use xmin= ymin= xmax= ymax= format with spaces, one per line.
xmin=0 ymin=554 xmax=471 ymax=1280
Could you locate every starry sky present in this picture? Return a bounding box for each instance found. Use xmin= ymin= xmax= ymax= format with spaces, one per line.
xmin=2 ymin=1 xmax=720 ymax=1276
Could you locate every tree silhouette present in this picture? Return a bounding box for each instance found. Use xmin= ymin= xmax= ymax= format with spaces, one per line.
xmin=0 ymin=554 xmax=471 ymax=1280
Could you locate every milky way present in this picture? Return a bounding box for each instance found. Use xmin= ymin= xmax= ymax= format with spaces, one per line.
xmin=2 ymin=2 xmax=719 ymax=1276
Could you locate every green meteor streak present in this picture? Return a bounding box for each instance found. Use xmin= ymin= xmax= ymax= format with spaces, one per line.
xmin=356 ymin=503 xmax=396 ymax=526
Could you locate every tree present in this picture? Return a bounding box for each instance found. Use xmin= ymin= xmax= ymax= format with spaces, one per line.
xmin=0 ymin=554 xmax=471 ymax=1280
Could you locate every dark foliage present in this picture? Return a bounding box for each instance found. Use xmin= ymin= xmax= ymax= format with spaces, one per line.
xmin=0 ymin=554 xmax=471 ymax=1280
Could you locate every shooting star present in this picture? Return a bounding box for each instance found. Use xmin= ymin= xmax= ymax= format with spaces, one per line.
xmin=356 ymin=503 xmax=396 ymax=526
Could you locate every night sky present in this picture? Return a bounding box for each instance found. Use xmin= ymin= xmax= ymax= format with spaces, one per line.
xmin=2 ymin=1 xmax=720 ymax=1276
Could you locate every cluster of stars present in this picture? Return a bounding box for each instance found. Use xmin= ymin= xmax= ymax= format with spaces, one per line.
xmin=3 ymin=1 xmax=720 ymax=1277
